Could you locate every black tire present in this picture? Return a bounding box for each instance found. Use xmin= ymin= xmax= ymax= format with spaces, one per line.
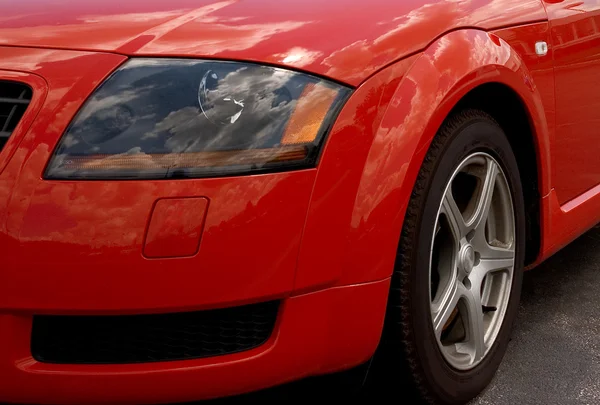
xmin=369 ymin=109 xmax=526 ymax=404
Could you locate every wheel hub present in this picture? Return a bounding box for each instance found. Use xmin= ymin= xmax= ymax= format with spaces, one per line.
xmin=459 ymin=244 xmax=475 ymax=275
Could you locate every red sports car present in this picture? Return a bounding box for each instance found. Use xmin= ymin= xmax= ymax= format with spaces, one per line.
xmin=0 ymin=0 xmax=597 ymax=404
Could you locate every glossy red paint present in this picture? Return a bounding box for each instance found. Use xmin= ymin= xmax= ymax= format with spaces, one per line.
xmin=0 ymin=0 xmax=546 ymax=86
xmin=296 ymin=26 xmax=554 ymax=290
xmin=143 ymin=197 xmax=209 ymax=258
xmin=544 ymin=0 xmax=600 ymax=204
xmin=492 ymin=22 xmax=556 ymax=187
xmin=3 ymin=0 xmax=600 ymax=403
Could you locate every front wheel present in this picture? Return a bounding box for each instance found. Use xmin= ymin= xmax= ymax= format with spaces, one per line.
xmin=375 ymin=110 xmax=526 ymax=404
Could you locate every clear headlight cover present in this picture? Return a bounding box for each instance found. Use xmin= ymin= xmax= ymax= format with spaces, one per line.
xmin=45 ymin=59 xmax=351 ymax=179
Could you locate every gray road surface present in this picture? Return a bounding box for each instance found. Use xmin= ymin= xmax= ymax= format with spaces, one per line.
xmin=472 ymin=224 xmax=600 ymax=405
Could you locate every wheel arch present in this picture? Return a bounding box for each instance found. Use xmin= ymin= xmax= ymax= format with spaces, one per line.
xmin=293 ymin=28 xmax=550 ymax=292
xmin=451 ymin=83 xmax=542 ymax=265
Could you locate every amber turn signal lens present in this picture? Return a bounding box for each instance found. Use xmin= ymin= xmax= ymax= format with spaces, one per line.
xmin=60 ymin=146 xmax=308 ymax=171
xmin=281 ymin=83 xmax=340 ymax=145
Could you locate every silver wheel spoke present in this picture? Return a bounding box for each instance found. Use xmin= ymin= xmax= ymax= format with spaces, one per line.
xmin=472 ymin=256 xmax=514 ymax=287
xmin=442 ymin=192 xmax=467 ymax=241
xmin=461 ymin=288 xmax=486 ymax=363
xmin=433 ymin=278 xmax=461 ymax=337
xmin=480 ymin=245 xmax=515 ymax=261
xmin=467 ymin=158 xmax=498 ymax=232
xmin=472 ymin=235 xmax=515 ymax=283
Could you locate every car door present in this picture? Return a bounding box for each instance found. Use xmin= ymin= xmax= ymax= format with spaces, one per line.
xmin=545 ymin=0 xmax=600 ymax=204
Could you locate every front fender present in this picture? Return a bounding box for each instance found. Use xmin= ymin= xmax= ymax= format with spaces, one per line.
xmin=293 ymin=28 xmax=551 ymax=292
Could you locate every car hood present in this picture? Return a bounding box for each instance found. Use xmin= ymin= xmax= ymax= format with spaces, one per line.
xmin=0 ymin=0 xmax=546 ymax=86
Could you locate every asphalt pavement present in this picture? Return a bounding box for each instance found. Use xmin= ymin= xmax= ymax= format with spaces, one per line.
xmin=472 ymin=224 xmax=600 ymax=405
xmin=197 ymin=224 xmax=600 ymax=405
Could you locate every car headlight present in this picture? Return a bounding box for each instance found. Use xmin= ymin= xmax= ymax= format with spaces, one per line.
xmin=45 ymin=59 xmax=351 ymax=179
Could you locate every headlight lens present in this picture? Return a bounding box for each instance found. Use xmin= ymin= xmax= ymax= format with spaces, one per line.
xmin=45 ymin=59 xmax=351 ymax=179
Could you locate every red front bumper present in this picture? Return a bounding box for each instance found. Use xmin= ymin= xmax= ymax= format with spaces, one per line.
xmin=0 ymin=47 xmax=394 ymax=403
xmin=0 ymin=279 xmax=389 ymax=405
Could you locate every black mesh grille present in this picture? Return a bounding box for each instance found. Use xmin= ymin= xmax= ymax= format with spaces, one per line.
xmin=0 ymin=81 xmax=33 ymax=151
xmin=31 ymin=301 xmax=279 ymax=364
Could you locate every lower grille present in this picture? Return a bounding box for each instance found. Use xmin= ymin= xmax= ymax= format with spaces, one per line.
xmin=31 ymin=301 xmax=279 ymax=364
xmin=0 ymin=81 xmax=32 ymax=151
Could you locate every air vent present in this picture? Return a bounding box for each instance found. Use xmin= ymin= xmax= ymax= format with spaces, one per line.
xmin=31 ymin=301 xmax=280 ymax=364
xmin=0 ymin=81 xmax=33 ymax=151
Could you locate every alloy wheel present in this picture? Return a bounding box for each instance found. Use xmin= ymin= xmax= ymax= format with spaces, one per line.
xmin=429 ymin=152 xmax=515 ymax=371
